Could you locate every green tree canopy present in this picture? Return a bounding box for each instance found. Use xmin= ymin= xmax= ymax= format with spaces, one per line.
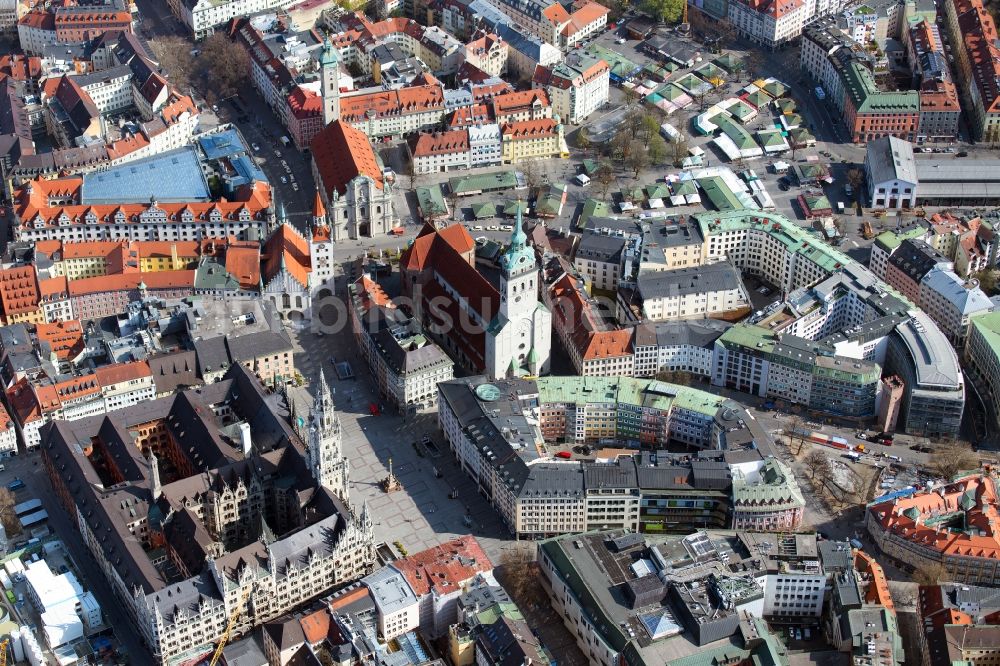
xmin=643 ymin=0 xmax=685 ymax=23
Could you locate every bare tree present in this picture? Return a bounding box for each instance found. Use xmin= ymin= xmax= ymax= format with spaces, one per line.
xmin=625 ymin=109 xmax=645 ymax=136
xmin=198 ymin=33 xmax=250 ymax=102
xmin=612 ymin=128 xmax=633 ymax=164
xmin=929 ymin=443 xmax=979 ymax=481
xmin=498 ymin=543 xmax=543 ymax=606
xmin=913 ymin=561 xmax=949 ymax=586
xmin=623 ymin=85 xmax=639 ymax=109
xmin=0 ymin=488 xmax=20 ymax=538
xmin=406 ymin=156 xmax=421 ymax=190
xmin=148 ymin=36 xmax=197 ymax=92
xmin=446 ymin=190 xmax=460 ymax=221
xmin=521 ymin=160 xmax=543 ymax=198
xmin=671 ymin=138 xmax=690 ymax=167
xmin=596 ymin=162 xmax=616 ymax=198
xmin=577 ymin=127 xmax=592 ymax=155
xmin=627 ymin=142 xmax=649 ymax=177
xmin=786 ymin=416 xmax=805 ymax=454
xmin=803 ymin=449 xmax=832 ymax=481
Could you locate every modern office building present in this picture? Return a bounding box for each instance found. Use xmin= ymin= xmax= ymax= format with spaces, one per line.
xmin=436 ymin=375 xmax=804 ymax=539
xmin=538 ymin=529 xmax=818 ymax=666
xmin=695 ymin=209 xmax=964 ymax=435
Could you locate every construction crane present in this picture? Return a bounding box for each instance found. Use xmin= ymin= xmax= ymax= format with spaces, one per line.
xmin=209 ymin=586 xmax=253 ymax=666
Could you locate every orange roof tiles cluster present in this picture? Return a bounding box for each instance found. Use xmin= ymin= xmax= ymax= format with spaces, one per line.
xmin=492 ymin=89 xmax=550 ymax=119
xmin=0 ymin=266 xmax=41 ymax=318
xmin=447 ymin=103 xmax=491 ymax=128
xmin=225 ymin=242 xmax=262 ymax=289
xmin=5 ymin=360 xmax=152 ymax=426
xmin=264 ymin=224 xmax=311 ymax=289
xmin=14 ymin=176 xmax=271 ymax=231
xmin=39 ymin=276 xmax=69 ymax=302
xmin=549 ymin=272 xmax=633 ymax=361
xmin=853 ymin=549 xmax=895 ymax=611
xmin=391 ymin=536 xmax=491 ymax=597
xmin=94 ymin=359 xmax=153 ymax=386
xmin=0 ymin=55 xmax=42 ymax=82
xmin=502 ymin=118 xmax=559 ymax=139
xmin=353 ymin=275 xmax=393 ymax=314
xmin=36 ymin=320 xmax=85 ymax=361
xmin=287 ymin=86 xmax=322 ymax=119
xmin=542 ymin=3 xmax=571 ymax=24
xmin=339 ymin=83 xmax=446 ymax=124
xmin=870 ymin=474 xmax=1000 ymax=560
xmin=69 ymin=270 xmax=196 ymax=297
xmin=311 ymin=120 xmax=384 ymax=198
xmin=409 ymin=129 xmax=470 ymax=157
xmin=953 ymin=0 xmax=1000 ymax=114
xmin=564 ymin=1 xmax=609 ymax=34
xmin=400 ymin=223 xmax=476 ymax=272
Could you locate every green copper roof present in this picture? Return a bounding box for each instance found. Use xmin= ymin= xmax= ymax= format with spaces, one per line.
xmin=970 ymin=311 xmax=1000 ymax=362
xmin=319 ymin=37 xmax=338 ymax=66
xmin=499 ymin=206 xmax=533 ymax=275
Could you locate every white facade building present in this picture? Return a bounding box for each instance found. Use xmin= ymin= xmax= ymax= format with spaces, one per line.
xmin=865 ymin=136 xmax=918 ymax=209
xmin=533 ymin=56 xmax=610 ymax=125
xmin=918 ymin=267 xmax=994 ymax=347
xmin=468 ymin=124 xmax=503 ymax=167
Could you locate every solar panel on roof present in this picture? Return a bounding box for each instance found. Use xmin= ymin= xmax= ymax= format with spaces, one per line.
xmin=610 ymin=533 xmax=644 ymax=551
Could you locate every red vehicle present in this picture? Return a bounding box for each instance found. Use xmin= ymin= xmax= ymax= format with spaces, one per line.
xmin=369 ymin=403 xmax=380 ymax=416
xmin=555 ymin=451 xmax=572 ymax=459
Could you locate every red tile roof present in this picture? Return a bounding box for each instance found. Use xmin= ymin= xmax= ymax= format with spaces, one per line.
xmin=447 ymin=103 xmax=492 ymax=128
xmin=36 ymin=320 xmax=85 ymax=361
xmin=549 ymin=272 xmax=632 ymax=361
xmin=409 ymin=129 xmax=470 ymax=158
xmin=400 ymin=223 xmax=475 ymax=271
xmin=543 ymin=3 xmax=571 ymax=24
xmin=69 ymin=271 xmax=196 ymax=296
xmin=502 ymin=118 xmax=559 ymax=139
xmin=565 ymin=1 xmax=608 ymax=33
xmin=287 ymin=86 xmax=322 ymax=119
xmin=311 ymin=120 xmax=384 ymax=198
xmin=94 ymin=359 xmax=152 ymax=386
xmin=224 ymin=242 xmax=261 ymax=289
xmin=38 ymin=276 xmax=69 ymax=301
xmin=853 ymin=549 xmax=894 ymax=611
xmin=14 ymin=175 xmax=270 ymax=231
xmin=0 ymin=266 xmax=40 ymax=317
xmin=492 ymin=89 xmax=550 ymax=118
xmin=339 ymin=84 xmax=445 ymax=125
xmin=264 ymin=224 xmax=311 ymax=288
xmin=870 ymin=474 xmax=1000 ymax=560
xmin=391 ymin=536 xmax=492 ymax=597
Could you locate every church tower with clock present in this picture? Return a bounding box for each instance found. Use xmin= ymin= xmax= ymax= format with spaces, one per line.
xmin=485 ymin=208 xmax=552 ymax=379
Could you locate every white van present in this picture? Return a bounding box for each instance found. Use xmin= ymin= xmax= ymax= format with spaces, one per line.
xmin=575 ymin=173 xmax=591 ymax=186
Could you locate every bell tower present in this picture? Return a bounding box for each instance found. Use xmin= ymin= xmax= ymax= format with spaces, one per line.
xmin=320 ymin=38 xmax=340 ymax=126
xmin=307 ymin=369 xmax=349 ymax=498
